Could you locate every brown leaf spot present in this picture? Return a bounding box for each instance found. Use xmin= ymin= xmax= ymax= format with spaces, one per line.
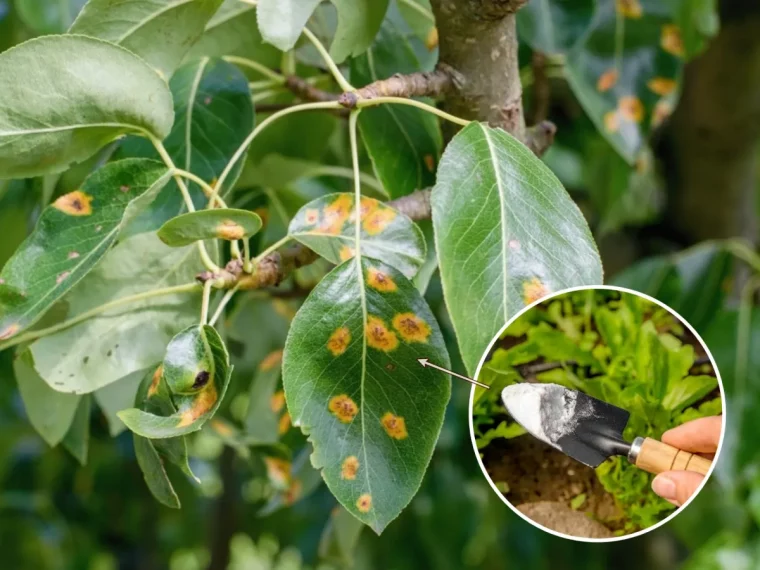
xmin=362 ymin=206 xmax=396 ymax=236
xmin=425 ymin=27 xmax=439 ymax=51
xmin=319 ymin=194 xmax=352 ymax=234
xmin=647 ymin=77 xmax=677 ymax=96
xmin=596 ymin=69 xmax=618 ymax=92
xmin=604 ymin=110 xmax=620 ymax=133
xmin=68 ymin=251 xmax=80 ymax=260
xmin=523 ymin=277 xmax=550 ymax=305
xmin=216 ymin=220 xmax=245 ymax=240
xmin=616 ymin=0 xmax=642 ymax=18
xmin=264 ymin=457 xmax=291 ymax=489
xmin=284 ymin=479 xmax=302 ymax=505
xmin=392 ymin=312 xmax=431 ymax=343
xmin=327 ymin=326 xmax=351 ymax=356
xmin=270 ymin=390 xmax=286 ymax=413
xmin=147 ymin=365 xmax=163 ymax=398
xmin=381 ymin=412 xmax=408 ymax=440
xmin=119 ymin=185 xmax=130 ymax=193
xmin=651 ymin=100 xmax=673 ymax=128
xmin=95 ymin=225 xmax=103 ymax=232
xmin=192 ymin=370 xmax=210 ymax=390
xmin=329 ymin=394 xmax=358 ymax=423
xmin=661 ymin=25 xmax=684 ymax=57
xmin=278 ymin=411 xmax=291 ymax=435
xmin=366 ymin=316 xmax=399 ymax=352
xmin=211 ymin=419 xmax=233 ymax=437
xmin=56 ymin=271 xmax=71 ymax=285
xmin=356 ymin=493 xmax=372 ymax=513
xmin=204 ymin=96 xmax=213 ymax=105
xmin=341 ymin=456 xmax=360 ymax=480
xmin=260 ymin=349 xmax=283 ymax=372
xmin=177 ymin=383 xmax=218 ymax=427
xmin=53 ymin=190 xmax=93 ymax=216
xmin=618 ymin=96 xmax=644 ymax=123
xmin=339 ymin=245 xmax=355 ymax=261
xmin=508 ymin=239 xmax=520 ymax=250
xmin=424 ymin=154 xmax=435 ymax=172
xmin=0 ymin=323 xmax=20 ymax=340
xmin=304 ymin=208 xmax=320 ymax=225
xmin=255 ymin=207 xmax=269 ymax=227
xmin=366 ymin=266 xmax=397 ymax=293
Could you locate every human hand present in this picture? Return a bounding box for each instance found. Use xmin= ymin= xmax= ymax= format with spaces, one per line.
xmin=651 ymin=416 xmax=722 ymax=506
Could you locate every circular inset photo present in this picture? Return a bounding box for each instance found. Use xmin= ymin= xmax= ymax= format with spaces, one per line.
xmin=469 ymin=286 xmax=725 ymax=542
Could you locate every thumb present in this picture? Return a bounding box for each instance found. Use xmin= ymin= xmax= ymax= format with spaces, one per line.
xmin=651 ymin=471 xmax=705 ymax=506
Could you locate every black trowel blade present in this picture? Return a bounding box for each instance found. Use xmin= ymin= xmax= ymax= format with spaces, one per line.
xmin=502 ymin=384 xmax=632 ymax=468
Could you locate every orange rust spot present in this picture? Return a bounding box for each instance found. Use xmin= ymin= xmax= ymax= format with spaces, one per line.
xmin=278 ymin=411 xmax=292 ymax=435
xmin=260 ymin=349 xmax=283 ymax=372
xmin=339 ymin=245 xmax=355 ymax=261
xmin=651 ymin=100 xmax=673 ymax=128
xmin=56 ymin=271 xmax=70 ymax=285
xmin=304 ymin=208 xmax=320 ymax=225
xmin=365 ymin=316 xmax=399 ymax=352
xmin=392 ymin=312 xmax=431 ymax=343
xmin=381 ymin=412 xmax=408 ymax=440
xmin=604 ymin=110 xmax=620 ymax=133
xmin=350 ymin=196 xmax=378 ymax=224
xmin=341 ymin=456 xmax=360 ymax=480
xmin=53 ymin=190 xmax=93 ymax=216
xmin=216 ymin=220 xmax=245 ymax=240
xmin=211 ymin=419 xmax=233 ymax=437
xmin=147 ymin=366 xmax=163 ymax=398
xmin=362 ymin=206 xmax=396 ymax=236
xmin=618 ymin=96 xmax=644 ymax=123
xmin=616 ymin=0 xmax=642 ymax=18
xmin=284 ymin=479 xmax=302 ymax=505
xmin=647 ymin=77 xmax=677 ymax=97
xmin=661 ymin=25 xmax=684 ymax=57
xmin=68 ymin=251 xmax=80 ymax=260
xmin=596 ymin=69 xmax=618 ymax=92
xmin=425 ymin=27 xmax=439 ymax=51
xmin=319 ymin=194 xmax=352 ymax=234
xmin=177 ymin=383 xmax=218 ymax=427
xmin=327 ymin=327 xmax=351 ymax=356
xmin=366 ymin=266 xmax=397 ymax=293
xmin=523 ymin=277 xmax=550 ymax=305
xmin=270 ymin=390 xmax=286 ymax=413
xmin=0 ymin=323 xmax=20 ymax=340
xmin=264 ymin=457 xmax=291 ymax=488
xmin=423 ymin=154 xmax=435 ymax=172
xmin=329 ymin=394 xmax=358 ymax=423
xmin=356 ymin=493 xmax=372 ymax=513
xmin=272 ymin=299 xmax=297 ymax=320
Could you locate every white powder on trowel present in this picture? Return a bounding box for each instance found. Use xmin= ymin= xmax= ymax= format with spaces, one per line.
xmin=501 ymin=383 xmax=585 ymax=449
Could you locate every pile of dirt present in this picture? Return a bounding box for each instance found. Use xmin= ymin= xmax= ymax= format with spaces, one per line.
xmin=518 ymin=502 xmax=613 ymax=538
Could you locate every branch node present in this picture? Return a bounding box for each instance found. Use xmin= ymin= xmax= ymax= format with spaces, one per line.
xmin=339 ymin=67 xmax=455 ymax=107
xmin=525 ymin=120 xmax=557 ymax=157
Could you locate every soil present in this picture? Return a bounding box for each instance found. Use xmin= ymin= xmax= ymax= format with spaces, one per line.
xmin=481 ymin=433 xmax=626 ymax=537
xmin=518 ymin=502 xmax=613 ymax=539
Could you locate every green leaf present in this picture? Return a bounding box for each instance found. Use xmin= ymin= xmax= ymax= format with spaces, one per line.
xmin=671 ymin=0 xmax=719 ymax=59
xmin=118 ymin=325 xmax=231 ymax=438
xmin=94 ymin=368 xmax=144 ymax=437
xmin=329 ymin=0 xmax=389 ymax=63
xmin=62 ymin=395 xmax=91 ymax=465
xmin=396 ymin=0 xmax=436 ymax=46
xmin=318 ymin=506 xmax=365 ymax=567
xmin=256 ymin=0 xmax=321 ymax=51
xmin=431 ymin=123 xmax=603 ymax=374
xmin=70 ymin=0 xmax=224 ymax=78
xmin=133 ymin=433 xmax=180 ymax=508
xmin=0 ymin=35 xmax=174 ymax=179
xmin=288 ymin=193 xmax=425 ymax=278
xmin=14 ymin=350 xmax=81 ymax=446
xmin=118 ymin=57 xmax=254 ymax=235
xmin=28 ymin=233 xmax=203 ymax=394
xmin=283 ymin=257 xmax=451 ymax=533
xmin=351 ymin=21 xmax=441 ymax=199
xmin=0 ymin=159 xmax=171 ymax=343
xmin=663 ymin=375 xmax=718 ymax=412
xmin=245 ymin=351 xmax=283 ymax=445
xmin=158 ymin=209 xmax=262 ymax=246
xmin=14 ymin=0 xmax=87 ymax=34
xmin=517 ymin=0 xmax=594 ymax=54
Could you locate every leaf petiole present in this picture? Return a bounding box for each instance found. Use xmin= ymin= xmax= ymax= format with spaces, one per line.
xmin=302 ymin=27 xmax=354 ymax=92
xmin=200 ymin=279 xmax=214 ymax=325
xmin=222 ymin=55 xmax=286 ymax=84
xmin=355 ymin=96 xmax=470 ymax=127
xmin=253 ymin=235 xmax=292 ymax=263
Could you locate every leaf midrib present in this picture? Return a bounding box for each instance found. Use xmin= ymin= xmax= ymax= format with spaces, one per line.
xmin=0 ymin=123 xmax=151 ymax=137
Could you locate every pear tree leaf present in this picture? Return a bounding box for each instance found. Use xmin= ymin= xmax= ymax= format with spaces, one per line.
xmin=256 ymin=0 xmax=321 ymax=51
xmin=517 ymin=0 xmax=595 ymax=54
xmin=158 ymin=209 xmax=262 ymax=246
xmin=69 ymin=0 xmax=225 ymax=78
xmin=283 ymin=257 xmax=450 ymax=533
xmin=14 ymin=0 xmax=87 ymax=34
xmin=0 ymin=35 xmax=174 ymax=179
xmin=94 ymin=368 xmax=144 ymax=437
xmin=431 ymin=122 xmax=603 ymax=374
xmin=245 ymin=350 xmax=284 ymax=445
xmin=288 ymin=193 xmax=425 ymax=278
xmin=0 ymin=159 xmax=172 ymax=343
xmin=134 ymin=433 xmax=181 ymax=508
xmin=329 ymin=0 xmax=389 ymax=63
xmin=118 ymin=324 xmax=232 ymax=438
xmin=62 ymin=395 xmax=91 ymax=465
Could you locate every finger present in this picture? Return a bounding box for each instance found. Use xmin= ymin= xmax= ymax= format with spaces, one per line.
xmin=661 ymin=416 xmax=722 ymax=453
xmin=651 ymin=471 xmax=705 ymax=507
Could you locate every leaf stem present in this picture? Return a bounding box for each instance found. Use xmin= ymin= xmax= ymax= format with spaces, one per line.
xmin=201 ymin=279 xmax=214 ymax=325
xmin=349 ymin=110 xmax=363 ymax=255
xmin=212 ymin=101 xmax=343 ymax=208
xmin=243 ymin=239 xmax=253 ymax=273
xmin=171 ymin=168 xmax=227 ymax=208
xmin=254 ymin=236 xmax=292 ymax=263
xmin=0 ymin=283 xmax=201 ymax=352
xmin=209 ymin=284 xmax=241 ymax=327
xmin=223 ymin=55 xmax=286 ymax=83
xmin=355 ymin=96 xmax=470 ymax=127
xmin=302 ymin=27 xmax=354 ymax=92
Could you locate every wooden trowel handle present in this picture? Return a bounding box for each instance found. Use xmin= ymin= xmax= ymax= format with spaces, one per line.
xmin=629 ymin=437 xmax=712 ymax=476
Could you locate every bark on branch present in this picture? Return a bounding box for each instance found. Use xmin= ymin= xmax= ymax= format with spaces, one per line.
xmin=339 ymin=67 xmax=456 ymax=108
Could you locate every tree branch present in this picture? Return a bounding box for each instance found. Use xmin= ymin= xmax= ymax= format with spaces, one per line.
xmin=339 ymin=67 xmax=456 ymax=108
xmin=284 ymin=75 xmax=339 ymax=102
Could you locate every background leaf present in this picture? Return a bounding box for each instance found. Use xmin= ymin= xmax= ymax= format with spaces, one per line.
xmin=329 ymin=0 xmax=389 ymax=63
xmin=517 ymin=0 xmax=595 ymax=54
xmin=62 ymin=395 xmax=91 ymax=465
xmin=14 ymin=0 xmax=86 ymax=34
xmin=256 ymin=0 xmax=321 ymax=52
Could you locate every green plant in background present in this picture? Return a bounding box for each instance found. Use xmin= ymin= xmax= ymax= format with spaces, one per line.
xmin=476 ymin=290 xmax=722 ymax=531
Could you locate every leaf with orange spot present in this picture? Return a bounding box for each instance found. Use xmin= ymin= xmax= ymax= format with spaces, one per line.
xmin=289 ymin=193 xmax=425 ymax=278
xmin=0 ymin=159 xmax=171 ymax=346
xmin=283 ymin=257 xmax=450 ymax=532
xmin=596 ymin=69 xmax=619 ymax=92
xmin=647 ymin=77 xmax=678 ymax=96
xmin=157 ymin=208 xmax=262 ymax=246
xmin=118 ymin=325 xmax=231 ymax=438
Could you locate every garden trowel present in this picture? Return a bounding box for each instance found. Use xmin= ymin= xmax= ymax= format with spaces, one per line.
xmin=501 ymin=383 xmax=712 ymax=476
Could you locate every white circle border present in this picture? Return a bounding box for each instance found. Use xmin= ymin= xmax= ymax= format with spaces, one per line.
xmin=467 ymin=284 xmax=727 ymax=543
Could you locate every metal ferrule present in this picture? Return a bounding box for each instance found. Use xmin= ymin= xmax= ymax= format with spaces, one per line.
xmin=628 ymin=436 xmax=644 ymax=464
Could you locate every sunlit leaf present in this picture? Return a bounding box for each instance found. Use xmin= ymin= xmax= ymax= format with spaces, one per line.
xmin=159 ymin=209 xmax=262 ymax=246
xmin=256 ymin=0 xmax=321 ymax=51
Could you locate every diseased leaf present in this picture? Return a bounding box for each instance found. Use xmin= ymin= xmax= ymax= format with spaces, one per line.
xmin=14 ymin=350 xmax=80 ymax=447
xmin=29 ymin=233 xmax=204 ymax=394
xmin=118 ymin=57 xmax=254 ymax=235
xmin=431 ymin=123 xmax=603 ymax=374
xmin=14 ymin=0 xmax=87 ymax=34
xmin=329 ymin=0 xmax=389 ymax=63
xmin=351 ymin=21 xmax=442 ymax=199
xmin=119 ymin=325 xmax=231 ymax=438
xmin=257 ymin=0 xmax=321 ymax=51
xmin=62 ymin=395 xmax=91 ymax=465
xmin=0 ymin=159 xmax=171 ymax=342
xmin=283 ymin=257 xmax=450 ymax=533
xmin=245 ymin=350 xmax=283 ymax=445
xmin=159 ymin=209 xmax=262 ymax=246
xmin=517 ymin=0 xmax=594 ymax=54
xmin=0 ymin=35 xmax=174 ymax=179
xmin=69 ymin=0 xmax=224 ymax=77
xmin=288 ymin=193 xmax=425 ymax=278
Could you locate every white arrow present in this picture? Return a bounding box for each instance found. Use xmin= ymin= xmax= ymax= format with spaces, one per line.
xmin=417 ymin=358 xmax=490 ymax=389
